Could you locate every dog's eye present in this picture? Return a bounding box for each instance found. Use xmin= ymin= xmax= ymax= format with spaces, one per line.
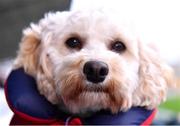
xmin=65 ymin=37 xmax=82 ymax=49
xmin=111 ymin=41 xmax=126 ymax=52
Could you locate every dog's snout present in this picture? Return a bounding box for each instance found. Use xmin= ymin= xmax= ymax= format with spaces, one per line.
xmin=83 ymin=61 xmax=109 ymax=83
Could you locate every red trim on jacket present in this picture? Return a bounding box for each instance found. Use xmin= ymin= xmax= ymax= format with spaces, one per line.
xmin=141 ymin=109 xmax=157 ymax=126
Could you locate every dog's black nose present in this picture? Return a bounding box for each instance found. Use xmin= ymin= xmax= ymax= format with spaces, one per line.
xmin=83 ymin=61 xmax=109 ymax=83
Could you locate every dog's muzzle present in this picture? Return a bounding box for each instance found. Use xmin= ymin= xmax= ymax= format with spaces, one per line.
xmin=83 ymin=60 xmax=109 ymax=83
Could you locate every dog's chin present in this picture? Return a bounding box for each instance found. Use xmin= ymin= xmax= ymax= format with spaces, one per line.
xmin=59 ymin=91 xmax=109 ymax=117
xmin=56 ymin=74 xmax=125 ymax=114
xmin=59 ymin=85 xmax=111 ymax=115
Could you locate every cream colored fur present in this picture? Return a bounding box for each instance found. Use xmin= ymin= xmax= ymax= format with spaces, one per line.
xmin=14 ymin=10 xmax=175 ymax=114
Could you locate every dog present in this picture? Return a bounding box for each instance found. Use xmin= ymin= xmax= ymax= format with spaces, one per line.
xmin=13 ymin=9 xmax=174 ymax=115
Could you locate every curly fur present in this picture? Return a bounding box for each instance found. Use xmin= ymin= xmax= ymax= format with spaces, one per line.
xmin=14 ymin=9 xmax=175 ymax=114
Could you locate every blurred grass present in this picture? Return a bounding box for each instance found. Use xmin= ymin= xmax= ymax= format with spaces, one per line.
xmin=159 ymin=96 xmax=180 ymax=113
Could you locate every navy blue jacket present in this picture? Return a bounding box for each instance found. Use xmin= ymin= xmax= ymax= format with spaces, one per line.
xmin=5 ymin=68 xmax=156 ymax=125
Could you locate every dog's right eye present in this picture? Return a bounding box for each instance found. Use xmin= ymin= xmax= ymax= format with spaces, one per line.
xmin=65 ymin=37 xmax=82 ymax=49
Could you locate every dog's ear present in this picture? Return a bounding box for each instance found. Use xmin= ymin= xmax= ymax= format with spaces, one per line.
xmin=14 ymin=24 xmax=59 ymax=104
xmin=14 ymin=24 xmax=41 ymax=76
xmin=134 ymin=41 xmax=175 ymax=109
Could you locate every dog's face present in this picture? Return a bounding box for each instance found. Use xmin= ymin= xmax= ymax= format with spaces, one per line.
xmin=14 ymin=10 xmax=174 ymax=114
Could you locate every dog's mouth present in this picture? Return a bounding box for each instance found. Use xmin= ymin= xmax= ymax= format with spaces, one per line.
xmin=83 ymin=84 xmax=108 ymax=93
xmin=58 ymin=81 xmax=119 ymax=114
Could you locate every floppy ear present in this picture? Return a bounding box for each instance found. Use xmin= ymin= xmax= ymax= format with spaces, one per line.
xmin=14 ymin=24 xmax=59 ymax=104
xmin=14 ymin=24 xmax=41 ymax=76
xmin=133 ymin=41 xmax=175 ymax=109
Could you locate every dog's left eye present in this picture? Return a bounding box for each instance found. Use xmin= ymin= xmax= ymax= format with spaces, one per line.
xmin=65 ymin=37 xmax=82 ymax=49
xmin=111 ymin=41 xmax=126 ymax=53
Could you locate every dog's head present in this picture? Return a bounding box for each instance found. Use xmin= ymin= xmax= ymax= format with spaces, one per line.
xmin=14 ymin=10 xmax=174 ymax=114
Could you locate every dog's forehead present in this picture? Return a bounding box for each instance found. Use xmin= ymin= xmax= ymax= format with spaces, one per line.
xmin=39 ymin=10 xmax=138 ymax=50
xmin=40 ymin=10 xmax=135 ymax=35
xmin=66 ymin=10 xmax=118 ymax=27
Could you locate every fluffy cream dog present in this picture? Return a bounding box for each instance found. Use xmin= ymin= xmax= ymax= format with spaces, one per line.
xmin=14 ymin=9 xmax=174 ymax=114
